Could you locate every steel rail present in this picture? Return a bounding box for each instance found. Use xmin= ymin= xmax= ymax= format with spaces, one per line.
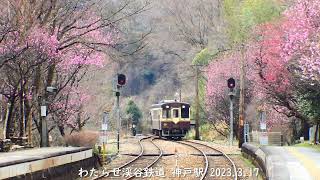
xmin=93 ymin=136 xmax=150 ymax=179
xmin=173 ymin=140 xmax=209 ymax=180
xmin=185 ymin=140 xmax=238 ymax=180
xmin=125 ymin=137 xmax=163 ymax=180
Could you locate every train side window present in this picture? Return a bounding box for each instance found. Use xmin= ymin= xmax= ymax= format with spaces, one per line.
xmin=173 ymin=109 xmax=179 ymax=118
xmin=162 ymin=109 xmax=171 ymax=118
xmin=181 ymin=106 xmax=189 ymax=118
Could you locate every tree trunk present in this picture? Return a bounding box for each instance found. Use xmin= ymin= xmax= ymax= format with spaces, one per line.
xmin=302 ymin=120 xmax=310 ymax=140
xmin=77 ymin=105 xmax=82 ymax=131
xmin=77 ymin=113 xmax=82 ymax=131
xmin=5 ymin=97 xmax=15 ymax=139
xmin=46 ymin=64 xmax=56 ymax=87
xmin=314 ymin=122 xmax=319 ymax=144
xmin=19 ymin=81 xmax=24 ymax=137
xmin=58 ymin=125 xmax=65 ymax=137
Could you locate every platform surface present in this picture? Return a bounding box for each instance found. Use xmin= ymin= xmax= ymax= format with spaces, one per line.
xmin=0 ymin=146 xmax=92 ymax=179
xmin=261 ymin=146 xmax=320 ymax=180
xmin=0 ymin=146 xmax=90 ymax=167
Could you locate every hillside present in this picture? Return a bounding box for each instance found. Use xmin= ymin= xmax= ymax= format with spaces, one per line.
xmin=80 ymin=0 xmax=225 ymax=129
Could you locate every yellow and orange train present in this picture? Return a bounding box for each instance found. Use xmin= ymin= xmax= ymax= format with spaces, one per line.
xmin=150 ymin=100 xmax=191 ymax=139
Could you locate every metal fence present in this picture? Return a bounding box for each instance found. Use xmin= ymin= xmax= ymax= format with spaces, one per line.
xmin=248 ymin=131 xmax=283 ymax=146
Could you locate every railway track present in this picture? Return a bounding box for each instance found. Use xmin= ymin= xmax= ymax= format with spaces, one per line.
xmin=95 ymin=136 xmax=238 ymax=180
xmin=153 ymin=137 xmax=238 ymax=180
xmin=183 ymin=140 xmax=238 ymax=180
xmin=93 ymin=136 xmax=163 ymax=179
xmin=173 ymin=140 xmax=209 ymax=180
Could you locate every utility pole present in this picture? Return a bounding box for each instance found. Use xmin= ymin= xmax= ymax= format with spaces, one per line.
xmin=40 ymin=86 xmax=57 ymax=147
xmin=195 ymin=67 xmax=200 ymax=140
xmin=238 ymin=46 xmax=245 ymax=148
xmin=40 ymin=97 xmax=48 ymax=147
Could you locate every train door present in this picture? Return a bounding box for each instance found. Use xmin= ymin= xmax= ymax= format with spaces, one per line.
xmin=172 ymin=108 xmax=180 ymax=124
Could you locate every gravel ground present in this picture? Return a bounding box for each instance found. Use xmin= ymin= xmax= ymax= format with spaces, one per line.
xmin=188 ymin=140 xmax=242 ymax=155
xmin=151 ymin=139 xmax=205 ymax=180
xmin=186 ymin=140 xmax=261 ymax=180
xmin=119 ymin=137 xmax=142 ymax=154
xmin=97 ymin=136 xmax=262 ymax=180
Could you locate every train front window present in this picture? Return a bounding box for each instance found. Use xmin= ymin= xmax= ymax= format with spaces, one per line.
xmin=162 ymin=109 xmax=171 ymax=118
xmin=173 ymin=109 xmax=179 ymax=118
xmin=181 ymin=106 xmax=189 ymax=118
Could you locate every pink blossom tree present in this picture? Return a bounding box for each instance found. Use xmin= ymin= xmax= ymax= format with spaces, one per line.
xmin=244 ymin=0 xmax=320 ymax=136
xmin=0 ymin=0 xmax=145 ymax=141
xmin=206 ymin=51 xmax=255 ymax=136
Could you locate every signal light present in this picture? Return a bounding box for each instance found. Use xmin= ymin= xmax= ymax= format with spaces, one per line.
xmin=227 ymin=78 xmax=235 ymax=89
xmin=117 ymin=74 xmax=126 ymax=86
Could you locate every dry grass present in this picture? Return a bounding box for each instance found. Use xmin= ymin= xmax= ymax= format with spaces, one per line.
xmin=186 ymin=123 xmax=229 ymax=141
xmin=64 ymin=130 xmax=99 ymax=147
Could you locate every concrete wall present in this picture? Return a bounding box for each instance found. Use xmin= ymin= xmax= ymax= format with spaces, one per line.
xmin=241 ymin=143 xmax=267 ymax=179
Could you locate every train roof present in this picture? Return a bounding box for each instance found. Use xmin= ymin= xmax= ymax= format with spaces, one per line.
xmin=151 ymin=100 xmax=190 ymax=108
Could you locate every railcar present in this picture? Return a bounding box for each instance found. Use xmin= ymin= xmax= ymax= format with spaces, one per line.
xmin=150 ymin=100 xmax=191 ymax=138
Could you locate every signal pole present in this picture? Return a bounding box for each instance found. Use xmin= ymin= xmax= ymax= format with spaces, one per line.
xmin=114 ymin=74 xmax=126 ymax=154
xmin=229 ymin=96 xmax=234 ymax=146
xmin=195 ymin=67 xmax=200 ymax=140
xmin=116 ymin=91 xmax=120 ymax=153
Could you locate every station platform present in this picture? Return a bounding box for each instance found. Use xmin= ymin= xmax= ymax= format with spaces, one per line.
xmin=262 ymin=146 xmax=320 ymax=180
xmin=0 ymin=147 xmax=93 ymax=179
xmin=243 ymin=143 xmax=320 ymax=180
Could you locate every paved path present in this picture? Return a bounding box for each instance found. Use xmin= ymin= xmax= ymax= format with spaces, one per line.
xmin=261 ymin=146 xmax=320 ymax=180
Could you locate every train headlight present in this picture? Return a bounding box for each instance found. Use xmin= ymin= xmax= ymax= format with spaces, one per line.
xmin=182 ymin=105 xmax=185 ymax=108
xmin=166 ymin=105 xmax=170 ymax=109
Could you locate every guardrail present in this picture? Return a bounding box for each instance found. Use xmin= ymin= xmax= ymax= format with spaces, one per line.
xmin=241 ymin=143 xmax=267 ymax=179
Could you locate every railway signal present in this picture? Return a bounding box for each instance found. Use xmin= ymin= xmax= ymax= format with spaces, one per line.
xmin=114 ymin=74 xmax=126 ymax=154
xmin=117 ymin=74 xmax=126 ymax=86
xmin=227 ymin=78 xmax=236 ymax=146
xmin=227 ymin=78 xmax=235 ymax=90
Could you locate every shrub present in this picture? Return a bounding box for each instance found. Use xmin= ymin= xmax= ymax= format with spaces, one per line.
xmin=185 ymin=123 xmax=228 ymax=141
xmin=64 ymin=131 xmax=99 ymax=147
xmin=185 ymin=129 xmax=195 ymax=140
